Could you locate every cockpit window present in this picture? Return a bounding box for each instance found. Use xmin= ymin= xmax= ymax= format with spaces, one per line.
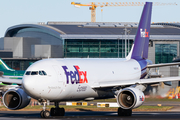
xmin=25 ymin=71 xmax=31 ymax=75
xmin=39 ymin=71 xmax=43 ymax=75
xmin=42 ymin=71 xmax=47 ymax=75
xmin=31 ymin=71 xmax=38 ymax=75
xmin=39 ymin=71 xmax=47 ymax=75
xmin=25 ymin=71 xmax=47 ymax=76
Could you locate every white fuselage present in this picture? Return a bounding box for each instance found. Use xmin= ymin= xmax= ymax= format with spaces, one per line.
xmin=23 ymin=58 xmax=141 ymax=101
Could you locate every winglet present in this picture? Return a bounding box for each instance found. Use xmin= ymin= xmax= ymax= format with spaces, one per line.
xmin=131 ymin=2 xmax=152 ymax=60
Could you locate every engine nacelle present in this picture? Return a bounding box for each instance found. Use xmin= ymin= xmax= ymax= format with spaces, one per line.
xmin=117 ymin=87 xmax=145 ymax=109
xmin=3 ymin=88 xmax=31 ymax=110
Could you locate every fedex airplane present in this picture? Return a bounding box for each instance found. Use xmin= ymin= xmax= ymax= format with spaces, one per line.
xmin=1 ymin=2 xmax=180 ymax=118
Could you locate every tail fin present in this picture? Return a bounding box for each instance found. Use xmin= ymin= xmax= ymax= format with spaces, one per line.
xmin=131 ymin=2 xmax=152 ymax=60
xmin=0 ymin=59 xmax=14 ymax=71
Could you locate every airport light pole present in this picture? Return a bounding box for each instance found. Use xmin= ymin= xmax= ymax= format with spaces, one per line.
xmin=121 ymin=32 xmax=124 ymax=58
xmin=124 ymin=25 xmax=131 ymax=57
xmin=118 ymin=38 xmax=119 ymax=58
xmin=123 ymin=25 xmax=127 ymax=57
xmin=127 ymin=30 xmax=131 ymax=54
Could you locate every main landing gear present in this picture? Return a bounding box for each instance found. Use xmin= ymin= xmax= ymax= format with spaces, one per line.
xmin=50 ymin=102 xmax=65 ymax=116
xmin=117 ymin=107 xmax=132 ymax=116
xmin=40 ymin=101 xmax=65 ymax=118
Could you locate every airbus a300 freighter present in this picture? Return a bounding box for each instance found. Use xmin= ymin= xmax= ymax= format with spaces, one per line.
xmin=1 ymin=2 xmax=180 ymax=118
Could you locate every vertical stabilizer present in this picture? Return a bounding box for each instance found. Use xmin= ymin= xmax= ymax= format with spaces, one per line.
xmin=0 ymin=59 xmax=14 ymax=71
xmin=131 ymin=2 xmax=152 ymax=60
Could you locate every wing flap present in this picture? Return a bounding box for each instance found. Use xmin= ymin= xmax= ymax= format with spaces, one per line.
xmin=91 ymin=79 xmax=141 ymax=88
xmin=91 ymin=77 xmax=180 ymax=88
xmin=139 ymin=76 xmax=180 ymax=84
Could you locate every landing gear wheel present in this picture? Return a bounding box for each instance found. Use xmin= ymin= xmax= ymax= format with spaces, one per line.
xmin=118 ymin=108 xmax=125 ymax=116
xmin=125 ymin=109 xmax=132 ymax=116
xmin=40 ymin=110 xmax=44 ymax=118
xmin=50 ymin=108 xmax=65 ymax=116
xmin=59 ymin=108 xmax=65 ymax=116
xmin=40 ymin=110 xmax=50 ymax=118
xmin=50 ymin=108 xmax=55 ymax=116
xmin=118 ymin=108 xmax=132 ymax=116
xmin=43 ymin=110 xmax=50 ymax=118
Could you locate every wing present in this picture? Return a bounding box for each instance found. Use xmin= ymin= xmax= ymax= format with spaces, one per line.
xmin=0 ymin=77 xmax=22 ymax=85
xmin=91 ymin=76 xmax=180 ymax=88
xmin=147 ymin=62 xmax=180 ymax=68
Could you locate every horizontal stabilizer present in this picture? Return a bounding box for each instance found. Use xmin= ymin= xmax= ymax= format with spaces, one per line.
xmin=147 ymin=62 xmax=180 ymax=68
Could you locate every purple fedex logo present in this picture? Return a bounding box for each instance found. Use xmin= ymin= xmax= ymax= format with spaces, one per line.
xmin=62 ymin=66 xmax=88 ymax=84
xmin=140 ymin=28 xmax=149 ymax=38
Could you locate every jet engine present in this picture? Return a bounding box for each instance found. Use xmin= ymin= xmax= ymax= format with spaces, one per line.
xmin=2 ymin=88 xmax=31 ymax=110
xmin=117 ymin=87 xmax=145 ymax=109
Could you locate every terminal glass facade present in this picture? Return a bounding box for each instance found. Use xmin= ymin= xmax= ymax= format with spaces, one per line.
xmin=4 ymin=60 xmax=38 ymax=70
xmin=155 ymin=44 xmax=177 ymax=63
xmin=64 ymin=39 xmax=133 ymax=58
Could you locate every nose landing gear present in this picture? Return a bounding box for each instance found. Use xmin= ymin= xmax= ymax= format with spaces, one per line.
xmin=40 ymin=102 xmax=50 ymax=118
xmin=40 ymin=110 xmax=50 ymax=118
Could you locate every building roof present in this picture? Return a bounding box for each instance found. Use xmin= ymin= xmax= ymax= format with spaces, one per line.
xmin=47 ymin=22 xmax=180 ymax=35
xmin=4 ymin=22 xmax=180 ymax=39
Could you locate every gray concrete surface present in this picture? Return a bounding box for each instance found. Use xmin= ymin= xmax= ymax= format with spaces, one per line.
xmin=0 ymin=111 xmax=180 ymax=120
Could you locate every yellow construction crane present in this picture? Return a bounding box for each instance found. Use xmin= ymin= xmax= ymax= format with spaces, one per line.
xmin=71 ymin=2 xmax=177 ymax=22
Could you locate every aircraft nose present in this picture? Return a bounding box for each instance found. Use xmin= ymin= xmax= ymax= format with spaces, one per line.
xmin=22 ymin=76 xmax=36 ymax=97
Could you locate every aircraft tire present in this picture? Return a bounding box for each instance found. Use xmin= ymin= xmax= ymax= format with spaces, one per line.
xmin=50 ymin=108 xmax=55 ymax=116
xmin=50 ymin=108 xmax=65 ymax=116
xmin=43 ymin=110 xmax=50 ymax=118
xmin=59 ymin=108 xmax=65 ymax=116
xmin=40 ymin=110 xmax=44 ymax=118
xmin=125 ymin=109 xmax=132 ymax=116
xmin=118 ymin=108 xmax=132 ymax=116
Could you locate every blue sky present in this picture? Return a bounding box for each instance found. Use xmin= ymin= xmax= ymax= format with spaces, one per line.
xmin=0 ymin=0 xmax=179 ymax=37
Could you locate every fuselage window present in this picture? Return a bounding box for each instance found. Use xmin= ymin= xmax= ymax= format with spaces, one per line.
xmin=31 ymin=71 xmax=38 ymax=75
xmin=42 ymin=71 xmax=47 ymax=75
xmin=25 ymin=71 xmax=31 ymax=75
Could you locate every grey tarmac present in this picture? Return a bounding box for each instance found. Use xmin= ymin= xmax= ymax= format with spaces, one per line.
xmin=0 ymin=111 xmax=180 ymax=120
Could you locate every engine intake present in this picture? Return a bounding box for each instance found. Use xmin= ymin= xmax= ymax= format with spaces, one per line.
xmin=117 ymin=87 xmax=144 ymax=109
xmin=3 ymin=88 xmax=31 ymax=110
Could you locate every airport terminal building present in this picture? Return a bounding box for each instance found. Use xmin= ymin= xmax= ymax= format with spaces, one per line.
xmin=0 ymin=22 xmax=180 ymax=97
xmin=0 ymin=22 xmax=180 ymax=70
xmin=1 ymin=22 xmax=180 ymax=67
